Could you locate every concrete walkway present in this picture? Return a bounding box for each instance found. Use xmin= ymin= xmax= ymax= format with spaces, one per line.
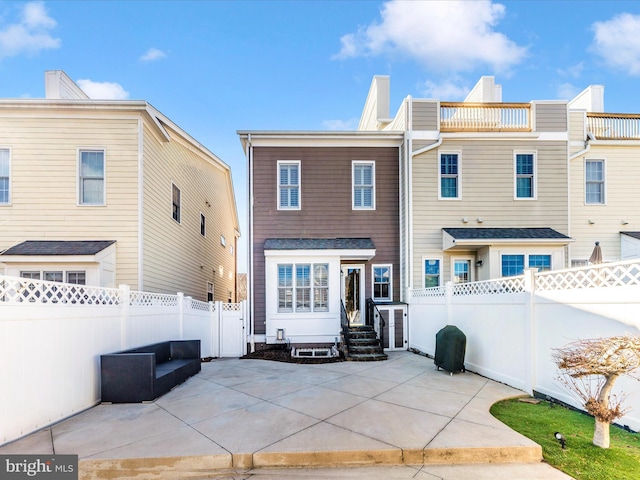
xmin=1 ymin=351 xmax=572 ymax=479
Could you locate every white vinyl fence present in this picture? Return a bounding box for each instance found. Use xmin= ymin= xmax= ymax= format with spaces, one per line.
xmin=409 ymin=260 xmax=640 ymax=433
xmin=0 ymin=275 xmax=247 ymax=446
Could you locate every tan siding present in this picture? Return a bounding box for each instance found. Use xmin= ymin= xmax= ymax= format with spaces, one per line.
xmin=0 ymin=114 xmax=140 ymax=287
xmin=411 ymin=139 xmax=569 ymax=287
xmin=569 ymin=110 xmax=586 ymax=147
xmin=142 ymin=124 xmax=237 ymax=301
xmin=570 ymin=144 xmax=640 ymax=261
xmin=535 ymin=103 xmax=568 ymax=132
xmin=412 ymin=101 xmax=438 ymax=131
xmin=252 ymin=146 xmax=400 ymax=333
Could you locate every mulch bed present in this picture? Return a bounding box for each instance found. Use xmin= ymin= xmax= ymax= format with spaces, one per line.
xmin=241 ymin=346 xmax=344 ymax=364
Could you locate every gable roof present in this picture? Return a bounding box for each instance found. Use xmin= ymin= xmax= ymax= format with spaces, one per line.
xmin=1 ymin=240 xmax=116 ymax=256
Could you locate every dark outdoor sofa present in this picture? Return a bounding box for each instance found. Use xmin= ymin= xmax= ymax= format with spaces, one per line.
xmin=100 ymin=340 xmax=201 ymax=403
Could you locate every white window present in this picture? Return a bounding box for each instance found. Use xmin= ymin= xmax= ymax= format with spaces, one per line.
xmin=79 ymin=149 xmax=105 ymax=205
xmin=278 ymin=263 xmax=329 ymax=313
xmin=207 ymin=282 xmax=214 ymax=302
xmin=515 ymin=152 xmax=536 ymax=199
xmin=439 ymin=152 xmax=460 ymax=199
xmin=423 ymin=258 xmax=441 ymax=288
xmin=373 ymin=265 xmax=392 ymax=301
xmin=453 ymin=259 xmax=471 ymax=284
xmin=353 ymin=161 xmax=375 ymax=209
xmin=0 ymin=148 xmax=10 ymax=205
xmin=200 ymin=213 xmax=206 ymax=237
xmin=172 ymin=183 xmax=181 ymax=223
xmin=278 ymin=161 xmax=300 ymax=209
xmin=585 ymin=160 xmax=605 ymax=204
xmin=66 ymin=271 xmax=86 ymax=285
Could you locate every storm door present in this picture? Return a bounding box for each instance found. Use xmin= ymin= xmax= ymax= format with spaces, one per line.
xmin=341 ymin=264 xmax=364 ymax=326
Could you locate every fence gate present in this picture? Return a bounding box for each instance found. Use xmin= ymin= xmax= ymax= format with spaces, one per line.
xmin=219 ymin=303 xmax=246 ymax=357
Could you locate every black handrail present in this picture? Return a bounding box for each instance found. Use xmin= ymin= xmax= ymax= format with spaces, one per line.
xmin=366 ymin=298 xmax=385 ymax=351
xmin=340 ymin=300 xmax=350 ymax=349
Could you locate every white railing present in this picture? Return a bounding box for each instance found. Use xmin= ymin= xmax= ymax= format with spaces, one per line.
xmin=587 ymin=113 xmax=640 ymax=140
xmin=412 ymin=275 xmax=526 ymax=298
xmin=440 ymin=102 xmax=531 ymax=131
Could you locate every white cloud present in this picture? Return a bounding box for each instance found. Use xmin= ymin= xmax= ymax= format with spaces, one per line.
xmin=421 ymin=78 xmax=470 ymax=100
xmin=322 ymin=118 xmax=359 ymax=130
xmin=591 ymin=13 xmax=640 ymax=75
xmin=334 ymin=0 xmax=526 ymax=73
xmin=556 ymin=83 xmax=581 ymax=101
xmin=140 ymin=47 xmax=166 ymax=62
xmin=76 ymin=79 xmax=129 ymax=100
xmin=0 ymin=1 xmax=60 ymax=59
xmin=557 ymin=62 xmax=584 ymax=79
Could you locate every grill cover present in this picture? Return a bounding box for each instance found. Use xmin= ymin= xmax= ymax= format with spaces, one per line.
xmin=434 ymin=325 xmax=466 ymax=374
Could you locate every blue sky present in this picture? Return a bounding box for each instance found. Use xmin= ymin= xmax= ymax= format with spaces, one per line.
xmin=2 ymin=0 xmax=640 ymax=272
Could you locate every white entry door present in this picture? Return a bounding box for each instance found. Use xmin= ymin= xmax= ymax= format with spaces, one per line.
xmin=341 ymin=264 xmax=365 ymax=326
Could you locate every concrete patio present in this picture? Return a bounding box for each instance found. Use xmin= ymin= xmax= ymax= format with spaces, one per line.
xmin=0 ymin=351 xmax=572 ymax=479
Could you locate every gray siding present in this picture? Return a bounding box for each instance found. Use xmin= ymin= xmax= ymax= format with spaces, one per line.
xmin=252 ymin=146 xmax=400 ymax=333
xmin=412 ymin=101 xmax=439 ymax=131
xmin=535 ymin=103 xmax=568 ymax=132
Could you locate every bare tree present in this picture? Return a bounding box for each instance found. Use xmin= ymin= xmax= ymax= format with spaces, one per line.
xmin=552 ymin=335 xmax=640 ymax=448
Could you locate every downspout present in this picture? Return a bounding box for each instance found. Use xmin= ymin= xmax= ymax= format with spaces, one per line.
xmin=408 ymin=129 xmax=443 ymax=292
xmin=138 ymin=118 xmax=144 ymax=291
xmin=568 ymin=130 xmax=592 ymax=266
xmin=246 ymin=134 xmax=255 ymax=353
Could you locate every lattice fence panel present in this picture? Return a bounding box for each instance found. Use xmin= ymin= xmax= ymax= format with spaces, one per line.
xmin=129 ymin=291 xmax=179 ymax=307
xmin=536 ymin=261 xmax=640 ymax=291
xmin=0 ymin=275 xmax=121 ymax=304
xmin=222 ymin=302 xmax=242 ymax=311
xmin=411 ymin=287 xmax=446 ymax=298
xmin=452 ymin=276 xmax=525 ymax=296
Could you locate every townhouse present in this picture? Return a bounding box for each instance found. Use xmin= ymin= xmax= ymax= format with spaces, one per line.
xmin=0 ymin=71 xmax=240 ymax=302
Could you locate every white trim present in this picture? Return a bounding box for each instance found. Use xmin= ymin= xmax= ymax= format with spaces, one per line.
xmin=137 ymin=118 xmax=144 ymax=290
xmin=265 ymin=248 xmax=376 ymax=261
xmin=451 ymin=256 xmax=474 ymax=284
xmin=513 ymin=150 xmax=537 ymax=200
xmin=0 ymin=146 xmax=11 ymax=206
xmin=500 ymin=252 xmax=553 ymax=276
xmin=77 ymin=147 xmax=107 ymax=206
xmin=422 ymin=256 xmax=443 ymax=288
xmin=438 ymin=151 xmax=461 ymax=200
xmin=277 ymin=160 xmax=301 ymax=210
xmin=171 ymin=182 xmax=182 ymax=224
xmin=341 ymin=264 xmax=365 ymax=325
xmin=200 ymin=212 xmax=207 ymax=238
xmin=352 ymin=160 xmax=376 ymax=210
xmin=584 ymin=158 xmax=606 ymax=205
xmin=372 ymin=264 xmax=393 ymax=301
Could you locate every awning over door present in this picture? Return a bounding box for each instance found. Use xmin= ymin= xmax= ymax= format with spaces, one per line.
xmin=264 ymin=238 xmax=376 ymax=261
xmin=442 ymin=228 xmax=572 ymax=251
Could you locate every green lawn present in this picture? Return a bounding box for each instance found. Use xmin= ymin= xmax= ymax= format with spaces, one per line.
xmin=490 ymin=399 xmax=640 ymax=480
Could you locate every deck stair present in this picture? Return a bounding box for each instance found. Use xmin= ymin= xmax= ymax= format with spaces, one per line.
xmin=343 ymin=325 xmax=387 ymax=361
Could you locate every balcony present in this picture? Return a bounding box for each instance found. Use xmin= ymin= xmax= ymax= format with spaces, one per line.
xmin=440 ymin=102 xmax=531 ymax=132
xmin=587 ymin=112 xmax=640 ymax=140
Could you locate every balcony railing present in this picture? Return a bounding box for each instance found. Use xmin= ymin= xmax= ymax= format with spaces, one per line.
xmin=587 ymin=112 xmax=640 ymax=140
xmin=440 ymin=102 xmax=531 ymax=132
